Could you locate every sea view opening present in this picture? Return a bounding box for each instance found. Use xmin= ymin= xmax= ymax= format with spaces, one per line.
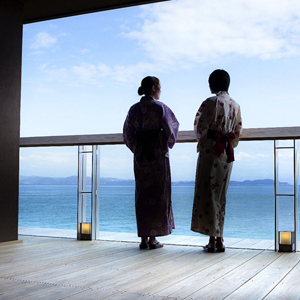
xmin=19 ymin=1 xmax=300 ymax=254
xmin=19 ymin=128 xmax=300 ymax=251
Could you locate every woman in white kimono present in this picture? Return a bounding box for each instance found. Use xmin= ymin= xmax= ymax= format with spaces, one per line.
xmin=191 ymin=70 xmax=242 ymax=252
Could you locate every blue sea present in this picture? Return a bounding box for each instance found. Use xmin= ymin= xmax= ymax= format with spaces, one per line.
xmin=19 ymin=183 xmax=297 ymax=240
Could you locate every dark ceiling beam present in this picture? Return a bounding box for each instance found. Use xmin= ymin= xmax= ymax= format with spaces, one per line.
xmin=23 ymin=0 xmax=170 ymax=24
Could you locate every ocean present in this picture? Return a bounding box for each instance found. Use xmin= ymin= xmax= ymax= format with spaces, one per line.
xmin=18 ymin=183 xmax=297 ymax=240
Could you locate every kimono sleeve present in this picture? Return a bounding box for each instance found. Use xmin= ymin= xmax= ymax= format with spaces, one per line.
xmin=161 ymin=104 xmax=179 ymax=149
xmin=123 ymin=108 xmax=136 ymax=153
xmin=194 ymin=98 xmax=216 ymax=152
xmin=232 ymin=106 xmax=243 ymax=148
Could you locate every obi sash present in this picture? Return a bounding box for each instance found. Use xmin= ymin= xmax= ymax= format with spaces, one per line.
xmin=135 ymin=128 xmax=162 ymax=163
xmin=207 ymin=129 xmax=236 ymax=163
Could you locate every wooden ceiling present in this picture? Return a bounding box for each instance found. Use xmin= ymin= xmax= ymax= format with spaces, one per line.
xmin=23 ymin=0 xmax=169 ymax=24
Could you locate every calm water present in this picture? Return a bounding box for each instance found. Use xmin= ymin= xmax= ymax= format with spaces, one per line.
xmin=19 ymin=184 xmax=297 ymax=240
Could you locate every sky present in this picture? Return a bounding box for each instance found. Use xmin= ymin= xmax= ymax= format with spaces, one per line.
xmin=20 ymin=0 xmax=300 ymax=183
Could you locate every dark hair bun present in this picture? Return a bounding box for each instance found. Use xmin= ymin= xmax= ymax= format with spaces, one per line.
xmin=138 ymin=86 xmax=144 ymax=96
xmin=138 ymin=76 xmax=159 ymax=96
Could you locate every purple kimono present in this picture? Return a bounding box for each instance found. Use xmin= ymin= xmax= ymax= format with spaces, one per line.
xmin=123 ymin=96 xmax=179 ymax=237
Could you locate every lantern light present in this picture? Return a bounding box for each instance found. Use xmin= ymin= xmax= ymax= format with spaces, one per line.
xmin=278 ymin=231 xmax=294 ymax=252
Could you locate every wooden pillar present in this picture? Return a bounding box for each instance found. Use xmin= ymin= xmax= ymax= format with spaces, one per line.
xmin=0 ymin=0 xmax=23 ymax=243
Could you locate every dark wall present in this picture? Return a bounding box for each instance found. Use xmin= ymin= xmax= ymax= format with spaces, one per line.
xmin=0 ymin=0 xmax=23 ymax=243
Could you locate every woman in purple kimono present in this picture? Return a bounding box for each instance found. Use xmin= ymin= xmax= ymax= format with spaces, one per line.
xmin=123 ymin=76 xmax=179 ymax=249
xmin=191 ymin=70 xmax=242 ymax=252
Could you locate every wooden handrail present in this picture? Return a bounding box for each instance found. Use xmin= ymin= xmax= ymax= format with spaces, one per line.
xmin=19 ymin=126 xmax=300 ymax=147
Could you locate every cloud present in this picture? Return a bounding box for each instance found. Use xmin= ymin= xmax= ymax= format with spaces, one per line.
xmin=79 ymin=48 xmax=89 ymax=54
xmin=278 ymin=152 xmax=293 ymax=159
xmin=124 ymin=0 xmax=300 ymax=66
xmin=113 ymin=62 xmax=163 ymax=83
xmin=256 ymin=154 xmax=271 ymax=158
xmin=34 ymin=87 xmax=54 ymax=94
xmin=44 ymin=67 xmax=68 ymax=82
xmin=30 ymin=32 xmax=57 ymax=49
xmin=20 ymin=152 xmax=74 ymax=165
xmin=26 ymin=1 xmax=300 ymax=90
xmin=71 ymin=63 xmax=111 ymax=86
xmin=19 ymin=150 xmax=78 ymax=177
xmin=235 ymin=151 xmax=271 ymax=161
xmin=39 ymin=61 xmax=162 ymax=87
xmin=172 ymin=153 xmax=195 ymax=163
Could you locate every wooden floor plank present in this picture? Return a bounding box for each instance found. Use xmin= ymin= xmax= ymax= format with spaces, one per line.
xmin=43 ymin=247 xmax=163 ymax=285
xmin=247 ymin=239 xmax=274 ymax=250
xmin=20 ymin=285 xmax=89 ymax=300
xmin=1 ymin=235 xmax=299 ymax=300
xmin=225 ymin=252 xmax=300 ymax=300
xmin=159 ymin=234 xmax=200 ymax=245
xmin=63 ymin=290 xmax=151 ymax=300
xmin=130 ymin=249 xmax=244 ymax=296
xmin=185 ymin=251 xmax=283 ymax=299
xmin=174 ymin=235 xmax=208 ymax=246
xmin=0 ymin=278 xmax=32 ymax=292
xmin=220 ymin=237 xmax=245 ymax=247
xmin=227 ymin=238 xmax=263 ymax=249
xmin=40 ymin=244 xmax=190 ymax=289
xmin=122 ymin=248 xmax=206 ymax=294
xmin=59 ymin=288 xmax=117 ymax=300
xmin=15 ymin=244 xmax=141 ymax=282
xmin=263 ymin=261 xmax=300 ymax=300
xmin=99 ymin=291 xmax=150 ymax=300
xmin=0 ymin=236 xmax=67 ymax=259
xmin=97 ymin=248 xmax=243 ymax=297
xmin=1 ymin=241 xmax=124 ymax=277
xmin=0 ymin=239 xmax=23 ymax=247
xmin=74 ymin=245 xmax=197 ymax=290
xmin=157 ymin=249 xmax=260 ymax=298
xmin=19 ymin=227 xmax=76 ymax=239
xmin=0 ymin=281 xmax=57 ymax=300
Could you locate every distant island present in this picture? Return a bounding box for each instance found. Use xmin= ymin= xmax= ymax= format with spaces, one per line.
xmin=19 ymin=176 xmax=291 ymax=186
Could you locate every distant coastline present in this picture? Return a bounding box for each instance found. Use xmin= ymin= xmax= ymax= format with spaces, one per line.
xmin=19 ymin=176 xmax=291 ymax=186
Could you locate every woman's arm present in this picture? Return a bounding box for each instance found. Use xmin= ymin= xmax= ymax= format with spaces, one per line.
xmin=123 ymin=109 xmax=136 ymax=153
xmin=161 ymin=104 xmax=179 ymax=149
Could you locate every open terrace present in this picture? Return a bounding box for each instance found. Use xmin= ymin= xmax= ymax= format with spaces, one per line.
xmin=2 ymin=1 xmax=300 ymax=298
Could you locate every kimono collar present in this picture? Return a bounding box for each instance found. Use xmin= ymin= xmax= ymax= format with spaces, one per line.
xmin=140 ymin=95 xmax=155 ymax=102
xmin=216 ymin=91 xmax=229 ymax=96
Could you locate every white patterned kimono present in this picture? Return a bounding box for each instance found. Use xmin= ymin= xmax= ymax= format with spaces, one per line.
xmin=191 ymin=91 xmax=242 ymax=237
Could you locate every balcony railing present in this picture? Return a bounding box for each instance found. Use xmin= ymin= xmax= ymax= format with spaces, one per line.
xmin=19 ymin=126 xmax=300 ymax=147
xmin=19 ymin=126 xmax=300 ymax=251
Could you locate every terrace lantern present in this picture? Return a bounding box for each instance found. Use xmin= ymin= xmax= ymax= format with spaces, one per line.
xmin=278 ymin=231 xmax=295 ymax=252
xmin=77 ymin=146 xmax=100 ymax=240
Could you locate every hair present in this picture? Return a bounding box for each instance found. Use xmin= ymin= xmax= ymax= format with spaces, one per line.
xmin=138 ymin=76 xmax=160 ymax=96
xmin=208 ymin=69 xmax=230 ymax=93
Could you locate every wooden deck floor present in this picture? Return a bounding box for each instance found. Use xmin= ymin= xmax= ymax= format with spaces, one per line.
xmin=1 ymin=233 xmax=300 ymax=300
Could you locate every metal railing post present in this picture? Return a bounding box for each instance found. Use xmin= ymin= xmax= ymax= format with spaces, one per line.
xmin=77 ymin=145 xmax=100 ymax=240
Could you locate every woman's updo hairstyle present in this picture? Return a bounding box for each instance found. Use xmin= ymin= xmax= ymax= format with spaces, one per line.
xmin=138 ymin=76 xmax=160 ymax=96
xmin=209 ymin=69 xmax=230 ymax=93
